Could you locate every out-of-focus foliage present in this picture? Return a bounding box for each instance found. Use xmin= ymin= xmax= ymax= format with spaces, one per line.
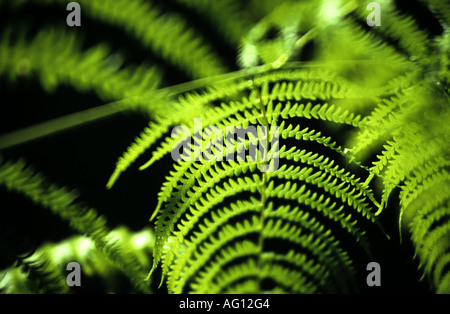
xmin=0 ymin=0 xmax=448 ymax=294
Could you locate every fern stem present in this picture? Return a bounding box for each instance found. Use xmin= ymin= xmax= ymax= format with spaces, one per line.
xmin=256 ymin=83 xmax=271 ymax=291
xmin=0 ymin=57 xmax=409 ymax=150
xmin=0 ymin=101 xmax=124 ymax=150
xmin=256 ymin=171 xmax=267 ymax=291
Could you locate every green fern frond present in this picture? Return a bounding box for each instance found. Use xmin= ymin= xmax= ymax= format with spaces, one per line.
xmin=376 ymin=5 xmax=430 ymax=60
xmin=0 ymin=28 xmax=162 ymax=109
xmin=106 ymin=119 xmax=172 ymax=189
xmin=117 ymin=67 xmax=371 ymax=176
xmin=401 ymin=168 xmax=450 ymax=292
xmin=0 ymin=156 xmax=152 ymax=293
xmin=401 ymin=168 xmax=450 ymax=211
xmin=353 ymin=48 xmax=450 ymax=293
xmin=6 ymin=0 xmax=228 ymax=79
xmin=189 ymin=240 xmax=260 ymax=293
xmin=0 ymin=227 xmax=154 ymax=293
xmin=273 ymin=151 xmax=378 ymax=221
xmin=125 ymin=66 xmax=386 ymax=293
xmin=152 ymin=173 xmax=263 ymax=275
xmin=4 ymin=252 xmax=69 ymax=294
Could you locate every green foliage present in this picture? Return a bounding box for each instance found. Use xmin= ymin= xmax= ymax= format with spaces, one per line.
xmin=0 ymin=27 xmax=162 ymax=103
xmin=0 ymin=156 xmax=153 ymax=293
xmin=0 ymin=0 xmax=449 ymax=294
xmin=0 ymin=226 xmax=153 ymax=293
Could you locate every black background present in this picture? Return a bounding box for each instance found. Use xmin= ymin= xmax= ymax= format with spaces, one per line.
xmin=0 ymin=0 xmax=445 ymax=294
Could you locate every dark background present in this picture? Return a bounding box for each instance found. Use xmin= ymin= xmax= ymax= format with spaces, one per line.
xmin=0 ymin=0 xmax=444 ymax=293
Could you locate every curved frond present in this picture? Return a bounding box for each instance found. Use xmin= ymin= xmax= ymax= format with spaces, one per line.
xmin=5 ymin=0 xmax=228 ymax=79
xmin=0 ymin=28 xmax=162 ymax=110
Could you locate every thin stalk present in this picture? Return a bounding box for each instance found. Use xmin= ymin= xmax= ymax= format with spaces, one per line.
xmin=256 ymin=83 xmax=270 ymax=291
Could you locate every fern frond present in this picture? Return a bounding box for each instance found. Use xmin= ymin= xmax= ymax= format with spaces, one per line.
xmin=401 ymin=168 xmax=450 ymax=292
xmin=151 ymin=173 xmax=263 ymax=274
xmin=0 ymin=227 xmax=154 ymax=293
xmin=8 ymin=0 xmax=228 ymax=79
xmin=409 ymin=192 xmax=450 ymax=245
xmin=349 ymin=95 xmax=408 ymax=160
xmin=189 ymin=240 xmax=259 ymax=293
xmin=109 ymin=62 xmax=388 ymax=294
xmin=278 ymin=121 xmax=364 ymax=170
xmin=168 ymin=215 xmax=262 ymax=293
xmin=4 ymin=251 xmax=69 ymax=294
xmin=273 ymin=155 xmax=377 ymax=221
xmin=260 ymin=217 xmax=355 ymax=293
xmin=401 ymin=168 xmax=450 ymax=211
xmin=167 ymin=198 xmax=261 ymax=292
xmin=380 ymin=136 xmax=447 ymax=209
xmin=131 ymin=72 xmax=368 ymax=174
xmin=1 ymin=0 xmax=449 ymax=296
xmin=106 ymin=120 xmax=172 ymax=189
xmin=376 ymin=5 xmax=430 ymax=60
xmin=0 ymin=28 xmax=162 ymax=109
xmin=137 ymin=96 xmax=259 ymax=171
xmin=0 ymin=156 xmax=152 ymax=293
xmin=435 ymin=253 xmax=450 ymax=294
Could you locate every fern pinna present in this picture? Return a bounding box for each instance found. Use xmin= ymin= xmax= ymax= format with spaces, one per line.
xmin=105 ymin=0 xmax=449 ymax=293
xmin=0 ymin=0 xmax=449 ymax=294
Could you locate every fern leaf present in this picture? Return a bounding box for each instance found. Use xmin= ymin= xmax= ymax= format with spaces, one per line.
xmin=0 ymin=156 xmax=152 ymax=293
xmin=0 ymin=227 xmax=154 ymax=293
xmin=0 ymin=28 xmax=162 ymax=108
xmin=7 ymin=0 xmax=228 ymax=79
xmin=106 ymin=120 xmax=171 ymax=189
